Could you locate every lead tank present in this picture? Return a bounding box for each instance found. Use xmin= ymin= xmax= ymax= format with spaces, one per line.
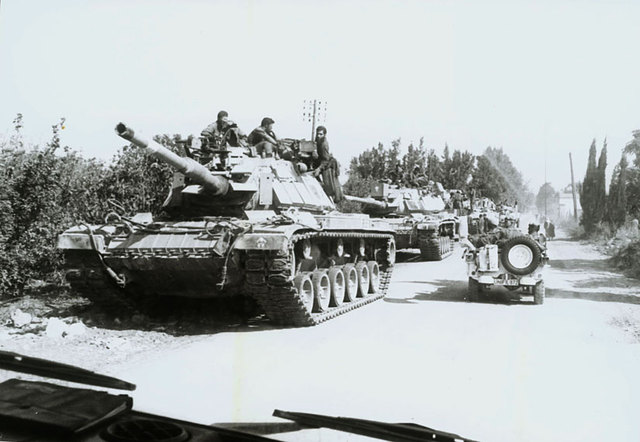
xmin=345 ymin=181 xmax=457 ymax=260
xmin=57 ymin=123 xmax=396 ymax=327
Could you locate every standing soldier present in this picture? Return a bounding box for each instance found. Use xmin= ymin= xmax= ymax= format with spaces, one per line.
xmin=312 ymin=126 xmax=343 ymax=202
xmin=452 ymin=190 xmax=463 ymax=216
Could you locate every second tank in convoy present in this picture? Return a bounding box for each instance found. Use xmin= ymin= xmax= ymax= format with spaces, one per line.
xmin=345 ymin=181 xmax=458 ymax=260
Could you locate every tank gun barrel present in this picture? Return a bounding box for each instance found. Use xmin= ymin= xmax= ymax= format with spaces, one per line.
xmin=115 ymin=123 xmax=229 ymax=196
xmin=344 ymin=194 xmax=389 ymax=210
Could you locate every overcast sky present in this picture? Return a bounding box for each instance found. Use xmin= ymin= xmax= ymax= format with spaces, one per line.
xmin=1 ymin=0 xmax=639 ymax=192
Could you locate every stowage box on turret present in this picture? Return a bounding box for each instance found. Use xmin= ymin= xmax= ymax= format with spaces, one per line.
xmin=345 ymin=181 xmax=458 ymax=260
xmin=57 ymin=123 xmax=396 ymax=326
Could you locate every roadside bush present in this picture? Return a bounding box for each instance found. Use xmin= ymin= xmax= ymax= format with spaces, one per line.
xmin=95 ymin=136 xmax=176 ymax=217
xmin=612 ymin=240 xmax=640 ymax=278
xmin=0 ymin=117 xmax=178 ymax=299
xmin=558 ymin=217 xmax=585 ymax=239
xmin=0 ymin=142 xmax=109 ymax=297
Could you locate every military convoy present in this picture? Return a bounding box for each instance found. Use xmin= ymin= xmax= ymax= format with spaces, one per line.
xmin=56 ymin=117 xmax=547 ymax=326
xmin=57 ymin=123 xmax=396 ymax=327
xmin=344 ymin=181 xmax=458 ymax=260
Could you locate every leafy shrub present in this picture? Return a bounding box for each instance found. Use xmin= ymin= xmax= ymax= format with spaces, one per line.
xmin=558 ymin=217 xmax=584 ymax=239
xmin=613 ymin=240 xmax=640 ymax=278
xmin=0 ymin=117 xmax=179 ymax=298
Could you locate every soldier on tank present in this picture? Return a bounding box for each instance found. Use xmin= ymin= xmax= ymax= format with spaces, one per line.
xmin=248 ymin=117 xmax=280 ymax=158
xmin=409 ymin=166 xmax=428 ymax=188
xmin=201 ymin=110 xmax=246 ymax=149
xmin=311 ymin=126 xmax=344 ymax=202
xmin=452 ymin=191 xmax=463 ymax=215
xmin=389 ymin=163 xmax=405 ymax=186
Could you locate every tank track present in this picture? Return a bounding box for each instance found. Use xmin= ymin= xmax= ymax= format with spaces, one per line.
xmin=418 ymin=232 xmax=453 ymax=261
xmin=245 ymin=232 xmax=394 ymax=327
xmin=63 ymin=250 xmax=138 ymax=315
xmin=64 ymin=232 xmax=394 ymax=327
xmin=64 ymin=250 xmax=254 ymax=323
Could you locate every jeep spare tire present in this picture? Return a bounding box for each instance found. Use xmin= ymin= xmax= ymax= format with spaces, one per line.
xmin=500 ymin=236 xmax=542 ymax=275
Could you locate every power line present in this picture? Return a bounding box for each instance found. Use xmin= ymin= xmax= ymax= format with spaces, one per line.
xmin=302 ymin=99 xmax=327 ymax=140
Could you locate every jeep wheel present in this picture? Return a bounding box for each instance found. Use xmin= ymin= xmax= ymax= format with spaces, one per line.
xmin=533 ymin=280 xmax=545 ymax=305
xmin=501 ymin=236 xmax=542 ymax=275
xmin=468 ymin=277 xmax=481 ymax=302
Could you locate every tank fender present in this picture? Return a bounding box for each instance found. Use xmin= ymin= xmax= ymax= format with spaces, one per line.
xmin=57 ymin=233 xmax=106 ymax=251
xmin=233 ymin=234 xmax=289 ymax=251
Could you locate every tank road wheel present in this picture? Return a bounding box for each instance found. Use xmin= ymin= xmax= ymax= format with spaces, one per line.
xmin=441 ymin=236 xmax=452 ymax=256
xmin=386 ymin=238 xmax=396 ymax=266
xmin=343 ymin=264 xmax=359 ymax=302
xmin=355 ymin=262 xmax=370 ymax=297
xmin=312 ymin=269 xmax=331 ymax=312
xmin=367 ymin=261 xmax=380 ymax=293
xmin=294 ymin=273 xmax=315 ymax=313
xmin=420 ymin=235 xmax=442 ymax=261
xmin=328 ymin=267 xmax=346 ymax=307
xmin=468 ymin=277 xmax=480 ymax=302
xmin=533 ymin=280 xmax=545 ymax=305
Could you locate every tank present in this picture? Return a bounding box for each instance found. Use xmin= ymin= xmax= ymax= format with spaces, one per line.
xmin=57 ymin=124 xmax=396 ymax=327
xmin=344 ymin=181 xmax=458 ymax=261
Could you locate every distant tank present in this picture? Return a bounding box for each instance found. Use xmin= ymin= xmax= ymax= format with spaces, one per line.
xmin=345 ymin=181 xmax=457 ymax=261
xmin=57 ymin=123 xmax=396 ymax=327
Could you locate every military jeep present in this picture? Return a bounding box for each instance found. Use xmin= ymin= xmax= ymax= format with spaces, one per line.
xmin=464 ymin=234 xmax=549 ymax=304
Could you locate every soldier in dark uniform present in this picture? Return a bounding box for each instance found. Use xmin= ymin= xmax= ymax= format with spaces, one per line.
xmin=311 ymin=126 xmax=343 ymax=202
xmin=389 ymin=163 xmax=404 ymax=186
xmin=201 ymin=110 xmax=246 ymax=148
xmin=452 ymin=190 xmax=463 ymax=215
xmin=247 ymin=117 xmax=279 ymax=158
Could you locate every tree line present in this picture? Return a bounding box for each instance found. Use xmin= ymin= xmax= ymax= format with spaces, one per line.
xmin=341 ymin=137 xmax=533 ymax=208
xmin=579 ymin=131 xmax=640 ymax=234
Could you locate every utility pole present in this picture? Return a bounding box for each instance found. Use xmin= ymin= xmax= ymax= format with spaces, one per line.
xmin=569 ymin=152 xmax=578 ymax=220
xmin=302 ymin=99 xmax=327 ymax=140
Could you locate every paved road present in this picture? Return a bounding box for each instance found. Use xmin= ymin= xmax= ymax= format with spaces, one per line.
xmin=116 ymin=239 xmax=640 ymax=442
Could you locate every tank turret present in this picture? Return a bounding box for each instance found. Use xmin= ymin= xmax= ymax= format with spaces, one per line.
xmin=115 ymin=123 xmax=338 ymax=218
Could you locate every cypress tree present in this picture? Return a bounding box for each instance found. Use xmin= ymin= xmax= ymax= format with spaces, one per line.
xmin=580 ymin=139 xmax=598 ymax=233
xmin=595 ymin=140 xmax=608 ymax=224
xmin=608 ymin=154 xmax=628 ymax=227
